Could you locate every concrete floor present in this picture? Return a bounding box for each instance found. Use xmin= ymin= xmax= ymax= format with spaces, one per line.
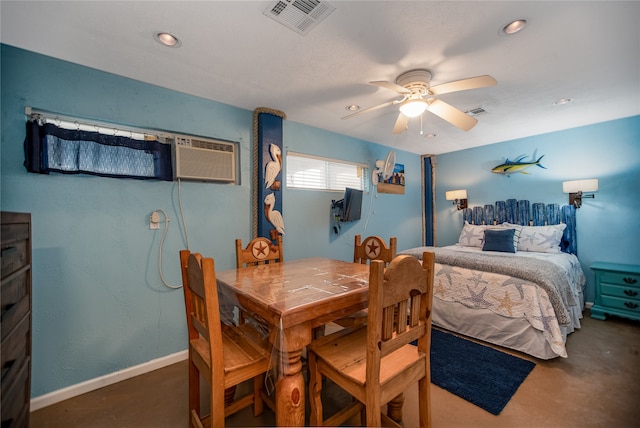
xmin=30 ymin=311 xmax=640 ymax=427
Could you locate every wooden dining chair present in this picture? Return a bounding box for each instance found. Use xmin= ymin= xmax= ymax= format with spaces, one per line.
xmin=236 ymin=235 xmax=283 ymax=268
xmin=179 ymin=250 xmax=272 ymax=428
xmin=333 ymin=234 xmax=397 ymax=329
xmin=353 ymin=234 xmax=397 ymax=265
xmin=235 ymin=235 xmax=283 ymax=326
xmin=308 ymin=252 xmax=435 ymax=428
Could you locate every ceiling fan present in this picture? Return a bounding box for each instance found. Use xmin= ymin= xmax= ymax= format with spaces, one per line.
xmin=342 ymin=69 xmax=497 ymax=134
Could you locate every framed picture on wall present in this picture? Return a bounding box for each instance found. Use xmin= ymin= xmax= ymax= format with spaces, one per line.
xmin=378 ymin=163 xmax=405 ymax=194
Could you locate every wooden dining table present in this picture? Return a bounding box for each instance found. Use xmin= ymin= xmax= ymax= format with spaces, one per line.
xmin=215 ymin=257 xmax=371 ymax=427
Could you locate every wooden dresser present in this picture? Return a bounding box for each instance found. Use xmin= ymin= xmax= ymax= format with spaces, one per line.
xmin=590 ymin=262 xmax=640 ymax=322
xmin=1 ymin=212 xmax=32 ymax=427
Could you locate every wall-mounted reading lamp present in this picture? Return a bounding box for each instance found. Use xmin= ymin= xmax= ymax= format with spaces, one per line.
xmin=562 ymin=179 xmax=598 ymax=208
xmin=445 ymin=189 xmax=468 ymax=210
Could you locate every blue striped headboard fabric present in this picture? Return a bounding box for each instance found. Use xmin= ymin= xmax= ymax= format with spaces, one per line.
xmin=462 ymin=199 xmax=577 ymax=254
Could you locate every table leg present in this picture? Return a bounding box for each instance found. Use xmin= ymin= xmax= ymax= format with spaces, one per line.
xmin=387 ymin=392 xmax=405 ymax=424
xmin=274 ymin=324 xmax=310 ymax=426
xmin=275 ymin=348 xmax=305 ymax=426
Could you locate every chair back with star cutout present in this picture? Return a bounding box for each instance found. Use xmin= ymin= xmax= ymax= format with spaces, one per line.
xmin=236 ymin=235 xmax=284 ymax=268
xmin=353 ymin=235 xmax=397 ymax=266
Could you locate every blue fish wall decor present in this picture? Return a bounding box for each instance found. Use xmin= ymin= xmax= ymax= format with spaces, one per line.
xmin=491 ymin=154 xmax=546 ymax=175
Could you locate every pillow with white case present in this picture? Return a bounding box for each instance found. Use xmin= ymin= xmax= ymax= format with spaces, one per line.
xmin=457 ymin=221 xmax=486 ymax=247
xmin=504 ymin=222 xmax=566 ymax=253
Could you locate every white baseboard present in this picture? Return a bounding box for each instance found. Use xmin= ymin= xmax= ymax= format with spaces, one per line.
xmin=585 ymin=301 xmax=593 ymax=309
xmin=30 ymin=349 xmax=188 ymax=412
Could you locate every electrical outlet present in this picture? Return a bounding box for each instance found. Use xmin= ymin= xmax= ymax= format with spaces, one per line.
xmin=150 ymin=211 xmax=160 ymax=230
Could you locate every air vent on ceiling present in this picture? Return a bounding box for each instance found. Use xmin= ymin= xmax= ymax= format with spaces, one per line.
xmin=465 ymin=107 xmax=488 ymax=117
xmin=264 ymin=0 xmax=336 ymax=35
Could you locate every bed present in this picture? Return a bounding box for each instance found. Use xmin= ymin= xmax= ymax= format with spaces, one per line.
xmin=400 ymin=199 xmax=586 ymax=359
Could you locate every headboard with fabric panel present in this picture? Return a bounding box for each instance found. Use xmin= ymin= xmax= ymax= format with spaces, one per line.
xmin=462 ymin=199 xmax=577 ymax=255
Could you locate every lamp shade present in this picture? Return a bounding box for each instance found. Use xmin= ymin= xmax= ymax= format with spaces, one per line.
xmin=562 ymin=179 xmax=598 ymax=193
xmin=399 ymin=99 xmax=428 ymax=118
xmin=445 ymin=189 xmax=467 ymax=200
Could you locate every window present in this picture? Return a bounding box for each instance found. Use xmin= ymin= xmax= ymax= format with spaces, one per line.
xmin=286 ymin=152 xmax=369 ymax=192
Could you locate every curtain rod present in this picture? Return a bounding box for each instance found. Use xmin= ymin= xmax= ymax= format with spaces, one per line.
xmin=25 ymin=106 xmax=170 ymax=140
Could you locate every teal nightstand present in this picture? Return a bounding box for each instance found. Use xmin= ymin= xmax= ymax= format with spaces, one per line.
xmin=590 ymin=262 xmax=640 ymax=321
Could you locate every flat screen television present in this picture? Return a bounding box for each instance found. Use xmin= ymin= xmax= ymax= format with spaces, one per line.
xmin=341 ymin=187 xmax=363 ymax=222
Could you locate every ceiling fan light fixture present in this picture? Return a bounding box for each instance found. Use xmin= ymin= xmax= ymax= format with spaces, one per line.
xmin=399 ymin=99 xmax=427 ymax=118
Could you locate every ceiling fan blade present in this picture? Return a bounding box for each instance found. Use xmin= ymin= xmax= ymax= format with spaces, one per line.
xmin=370 ymin=80 xmax=411 ymax=95
xmin=392 ymin=113 xmax=409 ymax=134
xmin=341 ymin=99 xmax=400 ymax=119
xmin=429 ymin=75 xmax=497 ymax=96
xmin=426 ymin=98 xmax=478 ymax=131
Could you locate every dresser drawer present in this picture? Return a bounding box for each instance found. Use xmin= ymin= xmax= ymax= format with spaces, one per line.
xmin=1 ymin=314 xmax=30 ymax=386
xmin=600 ymin=283 xmax=640 ymax=301
xmin=1 ymin=235 xmax=29 ymax=279
xmin=1 ymin=270 xmax=31 ymax=342
xmin=0 ymin=358 xmax=30 ymax=428
xmin=598 ymin=271 xmax=640 ymax=288
xmin=599 ymin=295 xmax=640 ymax=314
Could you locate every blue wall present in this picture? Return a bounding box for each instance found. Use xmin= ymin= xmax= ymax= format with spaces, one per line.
xmin=434 ymin=116 xmax=640 ymax=302
xmin=1 ymin=45 xmax=423 ymax=397
xmin=3 ymin=43 xmax=638 ymax=399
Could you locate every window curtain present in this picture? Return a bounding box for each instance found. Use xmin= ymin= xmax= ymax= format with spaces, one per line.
xmin=24 ymin=121 xmax=173 ymax=181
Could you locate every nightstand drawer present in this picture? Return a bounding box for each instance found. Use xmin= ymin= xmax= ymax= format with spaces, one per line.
xmin=599 ymin=295 xmax=640 ymax=313
xmin=600 ymin=283 xmax=640 ymax=301
xmin=599 ymin=271 xmax=640 ymax=288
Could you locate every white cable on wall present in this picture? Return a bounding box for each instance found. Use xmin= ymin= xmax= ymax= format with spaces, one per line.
xmin=155 ymin=209 xmax=182 ymax=289
xmin=155 ymin=179 xmax=191 ymax=289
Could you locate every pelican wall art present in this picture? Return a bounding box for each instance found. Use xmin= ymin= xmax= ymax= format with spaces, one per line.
xmin=265 ymin=143 xmax=282 ymax=190
xmin=254 ymin=108 xmax=285 ymax=240
xmin=264 ymin=193 xmax=285 ymax=237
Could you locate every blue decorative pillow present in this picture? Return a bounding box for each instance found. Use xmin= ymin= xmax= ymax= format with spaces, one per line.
xmin=482 ymin=228 xmax=516 ymax=253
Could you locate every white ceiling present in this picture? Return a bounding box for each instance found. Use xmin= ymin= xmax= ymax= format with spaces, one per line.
xmin=1 ymin=1 xmax=639 ymax=155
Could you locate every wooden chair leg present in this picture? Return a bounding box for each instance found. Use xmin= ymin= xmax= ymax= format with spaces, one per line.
xmin=418 ymin=376 xmax=431 ymax=428
xmin=253 ymin=374 xmax=265 ymax=416
xmin=365 ymin=394 xmax=382 ymax=428
xmin=308 ymin=352 xmax=323 ymax=426
xmin=188 ymin=359 xmax=200 ymax=423
xmin=211 ymin=384 xmax=226 ymax=428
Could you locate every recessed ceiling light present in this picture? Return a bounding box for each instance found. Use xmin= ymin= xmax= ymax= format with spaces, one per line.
xmin=345 ymin=105 xmax=360 ymax=111
xmin=501 ymin=19 xmax=527 ymax=35
xmin=553 ymin=98 xmax=573 ymax=106
xmin=154 ymin=32 xmax=181 ymax=48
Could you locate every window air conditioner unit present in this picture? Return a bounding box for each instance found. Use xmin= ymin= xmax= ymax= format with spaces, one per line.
xmin=174 ymin=136 xmax=236 ymax=182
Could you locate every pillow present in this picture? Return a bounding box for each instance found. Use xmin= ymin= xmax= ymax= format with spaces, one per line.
xmin=457 ymin=221 xmax=486 ymax=247
xmin=482 ymin=228 xmax=516 ymax=253
xmin=489 ymin=224 xmax=522 ymax=251
xmin=512 ymin=223 xmax=566 ymax=253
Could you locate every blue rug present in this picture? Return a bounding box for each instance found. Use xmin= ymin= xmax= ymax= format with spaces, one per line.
xmin=429 ymin=329 xmax=535 ymax=415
